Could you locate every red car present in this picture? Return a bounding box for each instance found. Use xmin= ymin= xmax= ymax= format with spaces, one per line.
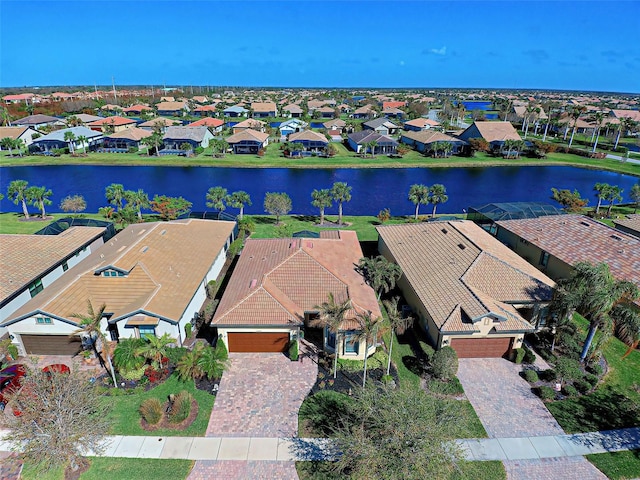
xmin=0 ymin=364 xmax=27 ymax=411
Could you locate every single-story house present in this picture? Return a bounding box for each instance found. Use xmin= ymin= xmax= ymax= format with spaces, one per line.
xmin=122 ymin=105 xmax=153 ymax=116
xmin=12 ymin=114 xmax=66 ymax=130
xmin=100 ymin=127 xmax=152 ymax=152
xmin=28 ymin=126 xmax=103 ymax=154
xmin=613 ymin=214 xmax=640 ymax=239
xmin=403 ymin=118 xmax=440 ymax=131
xmin=193 ymin=105 xmax=218 ymax=117
xmin=609 ymin=109 xmax=640 ymax=123
xmin=138 ymin=117 xmax=182 ymax=132
xmin=87 ymin=116 xmax=137 ymax=133
xmin=494 ymin=214 xmax=640 ymax=305
xmin=232 ymin=118 xmax=266 ymax=134
xmin=323 ymin=118 xmax=346 ymax=132
xmin=351 ymin=105 xmax=376 ymax=119
xmin=161 ymin=126 xmax=214 ymax=153
xmin=226 ymin=129 xmax=269 ymax=154
xmin=1 ymin=219 xmax=237 ymax=356
xmin=382 ymin=107 xmax=406 ymax=119
xmin=377 ymin=221 xmax=555 ymax=358
xmin=187 ymin=117 xmax=224 ymax=133
xmin=0 ymin=226 xmax=107 ymax=337
xmin=281 ymin=104 xmax=303 ymax=118
xmin=457 ymin=121 xmax=522 ymax=150
xmin=251 ymin=102 xmax=277 ymax=118
xmin=347 ymin=131 xmax=398 ymax=155
xmin=363 ymin=118 xmax=400 ymax=136
xmin=382 ymin=101 xmax=406 ymax=110
xmin=279 ymin=118 xmax=307 ymax=137
xmin=288 ymin=130 xmax=328 ymax=153
xmin=212 ymin=231 xmax=381 ymax=357
xmin=156 ymin=101 xmax=189 ymax=117
xmin=223 ymin=105 xmax=249 ymax=117
xmin=0 ymin=126 xmax=40 ymax=148
xmin=315 ymin=106 xmax=335 ymax=118
xmin=400 ymin=130 xmax=467 ymax=155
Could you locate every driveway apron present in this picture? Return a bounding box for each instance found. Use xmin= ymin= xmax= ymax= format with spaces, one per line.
xmin=457 ymin=358 xmax=606 ymax=480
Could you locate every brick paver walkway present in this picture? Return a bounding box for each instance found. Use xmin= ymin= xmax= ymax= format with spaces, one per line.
xmin=457 ymin=358 xmax=607 ymax=480
xmin=187 ymin=460 xmax=299 ymax=480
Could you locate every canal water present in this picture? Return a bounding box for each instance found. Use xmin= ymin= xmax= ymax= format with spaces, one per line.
xmin=0 ymin=165 xmax=637 ymax=217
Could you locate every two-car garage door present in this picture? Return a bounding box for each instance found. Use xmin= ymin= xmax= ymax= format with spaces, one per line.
xmin=227 ymin=332 xmax=289 ymax=353
xmin=450 ymin=337 xmax=513 ymax=358
xmin=20 ymin=334 xmax=82 ymax=356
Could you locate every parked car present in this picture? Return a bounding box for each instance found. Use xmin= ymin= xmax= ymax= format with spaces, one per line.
xmin=0 ymin=364 xmax=27 ymax=411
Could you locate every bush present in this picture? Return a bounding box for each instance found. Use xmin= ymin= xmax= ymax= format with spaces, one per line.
xmin=185 ymin=323 xmax=193 ymax=339
xmin=289 ymin=340 xmax=299 ymax=361
xmin=238 ymin=218 xmax=255 ymax=235
xmin=427 ymin=377 xmax=464 ymax=396
xmin=168 ymin=391 xmax=193 ymax=424
xmin=140 ymin=398 xmax=163 ymax=424
xmin=523 ymin=346 xmax=536 ymax=364
xmin=538 ymin=348 xmax=557 ymax=362
xmin=421 ymin=344 xmax=435 ymax=362
xmin=574 ymin=379 xmax=592 ymax=394
xmin=540 ymin=369 xmax=557 ymax=381
xmin=513 ymin=348 xmax=525 ymax=364
xmin=119 ymin=365 xmax=147 ymax=381
xmin=562 ymin=384 xmax=579 ymax=397
xmin=430 ymin=346 xmax=458 ymax=380
xmin=164 ymin=346 xmax=188 ymax=366
xmin=587 ymin=363 xmax=604 ymax=377
xmin=523 ymin=369 xmax=539 ymax=383
xmin=299 ymin=391 xmax=353 ymax=436
xmin=113 ymin=338 xmax=146 ymax=372
xmin=535 ymin=386 xmax=557 ymax=401
xmin=585 ymin=373 xmax=599 ymax=388
xmin=127 ymin=146 xmax=138 ymax=154
xmin=194 ymin=146 xmax=204 ymax=155
xmin=555 ymin=357 xmax=582 ymax=383
xmin=215 ymin=338 xmax=228 ymax=359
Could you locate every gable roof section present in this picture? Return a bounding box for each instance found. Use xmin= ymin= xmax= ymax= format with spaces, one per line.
xmin=251 ymin=102 xmax=277 ymax=112
xmin=105 ymin=127 xmax=152 ymax=141
xmin=188 ymin=118 xmax=224 ymax=128
xmin=460 ymin=121 xmax=521 ymax=142
xmin=348 ymin=130 xmax=397 ymax=145
xmin=233 ymin=118 xmax=265 ymax=129
xmin=0 ymin=126 xmax=30 ymax=140
xmin=401 ymin=130 xmax=466 ymax=145
xmin=163 ymin=126 xmax=210 ymax=142
xmin=288 ymin=130 xmax=328 ymax=143
xmin=404 ymin=118 xmax=440 ymax=128
xmin=33 ymin=126 xmax=102 ymax=142
xmin=13 ymin=114 xmax=62 ymax=125
xmin=88 ymin=116 xmax=136 ymax=127
xmin=363 ymin=118 xmax=398 ymax=129
xmin=376 ymin=221 xmax=554 ymax=333
xmin=156 ymin=101 xmax=188 ymax=111
xmin=226 ymin=129 xmax=269 ymax=144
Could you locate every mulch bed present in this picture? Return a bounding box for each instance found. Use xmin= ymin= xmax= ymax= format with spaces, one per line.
xmin=140 ymin=399 xmax=199 ymax=431
xmin=64 ymin=458 xmax=89 ymax=480
xmin=18 ymin=216 xmax=53 ymax=222
xmin=194 ymin=376 xmax=221 ymax=395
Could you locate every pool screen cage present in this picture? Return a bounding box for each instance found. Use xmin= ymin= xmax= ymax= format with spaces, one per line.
xmin=467 ymin=202 xmax=563 ymax=227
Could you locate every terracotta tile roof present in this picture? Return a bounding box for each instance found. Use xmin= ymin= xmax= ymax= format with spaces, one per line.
xmin=105 ymin=127 xmax=152 ymax=141
xmin=138 ymin=117 xmax=181 ymax=128
xmin=226 ymin=129 xmax=269 ymax=144
xmin=614 ymin=214 xmax=640 ymax=237
xmin=282 ymin=104 xmax=303 ymax=113
xmin=188 ymin=118 xmax=224 ymax=128
xmin=232 ymin=118 xmax=265 ymax=129
xmin=404 ymin=118 xmax=440 ymax=128
xmin=377 ymin=221 xmax=554 ymax=333
xmin=323 ymin=119 xmax=346 ymax=128
xmin=251 ymin=102 xmax=277 ymax=112
xmin=464 ymin=121 xmax=522 ymax=142
xmin=401 ymin=130 xmax=465 ymax=144
xmin=288 ymin=130 xmax=328 ymax=143
xmin=0 ymin=227 xmax=106 ymax=302
xmin=4 ymin=220 xmax=236 ymax=324
xmin=496 ymin=215 xmax=640 ymax=289
xmin=88 ymin=116 xmax=137 ymax=127
xmin=611 ymin=109 xmax=640 ymax=122
xmin=213 ymin=231 xmax=380 ymax=328
xmin=193 ymin=105 xmax=218 ymax=112
xmin=382 ymin=101 xmax=406 ymax=109
xmin=122 ymin=105 xmax=152 ymax=113
xmin=156 ymin=101 xmax=188 ymax=111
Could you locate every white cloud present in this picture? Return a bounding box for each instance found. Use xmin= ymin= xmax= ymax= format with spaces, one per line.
xmin=429 ymin=46 xmax=447 ymax=56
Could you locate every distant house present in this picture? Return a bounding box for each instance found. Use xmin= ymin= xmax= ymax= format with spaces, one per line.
xmin=347 ymin=131 xmax=398 ymax=155
xmin=613 ymin=214 xmax=640 ymax=239
xmin=192 ymin=96 xmax=208 ymax=104
xmin=377 ymin=221 xmax=555 ymax=357
xmin=28 ymin=126 xmax=103 ymax=154
xmin=187 ymin=117 xmax=224 ymax=133
xmin=323 ymin=118 xmax=346 ymax=132
xmin=12 ymin=114 xmax=66 ymax=130
xmin=351 ymin=105 xmax=376 ymax=119
xmin=138 ymin=117 xmax=181 ymax=133
xmin=278 ymin=118 xmax=307 ymax=137
xmin=1 ymin=220 xmax=236 ymax=356
xmin=288 ymin=130 xmax=328 ymax=153
xmin=251 ymin=102 xmax=278 ymax=118
xmin=403 ymin=118 xmax=440 ymax=131
xmin=156 ymin=101 xmax=189 ymax=117
xmin=68 ymin=114 xmax=104 ymax=126
xmin=99 ymin=104 xmax=123 ymax=116
xmin=281 ymin=104 xmax=303 ymax=118
xmin=382 ymin=101 xmax=406 ymax=110
xmin=457 ymin=121 xmax=522 ymax=149
xmin=0 ymin=126 xmax=41 ymax=148
xmin=232 ymin=118 xmax=266 ymax=134
xmin=101 ymin=127 xmax=152 ymax=152
xmin=193 ymin=105 xmax=218 ymax=117
xmin=3 ymin=93 xmax=39 ymax=105
xmin=382 ymin=107 xmax=406 ymax=119
xmin=122 ymin=105 xmax=153 ymax=116
xmin=87 ymin=116 xmax=137 ymax=133
xmin=362 ymin=118 xmax=400 ymax=136
xmin=226 ymin=129 xmax=269 ymax=154
xmin=400 ymin=130 xmax=467 ymax=156
xmin=161 ymin=126 xmax=213 ymax=154
xmin=223 ymin=105 xmax=249 ymax=117
xmin=315 ymin=106 xmax=335 ymax=118
xmin=212 ymin=231 xmax=381 ymax=357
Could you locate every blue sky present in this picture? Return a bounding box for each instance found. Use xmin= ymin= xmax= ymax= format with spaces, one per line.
xmin=2 ymin=1 xmax=639 ymax=92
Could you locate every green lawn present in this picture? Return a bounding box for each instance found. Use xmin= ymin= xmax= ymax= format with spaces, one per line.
xmin=0 ymin=212 xmax=107 ymax=234
xmin=103 ymin=373 xmax=214 ymax=436
xmin=546 ymin=315 xmax=640 ymax=433
xmin=586 ymin=450 xmax=640 ymax=480
xmin=21 ymin=458 xmax=193 ymax=480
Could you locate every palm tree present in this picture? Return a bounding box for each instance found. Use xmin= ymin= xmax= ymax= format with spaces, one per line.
xmin=206 ymin=186 xmax=228 ymax=216
xmin=311 ymin=188 xmax=333 ymax=224
xmin=630 ymin=182 xmax=640 ymax=213
xmin=105 ymin=183 xmax=126 ymax=211
xmin=605 ymin=185 xmax=623 ymax=217
xmin=357 ymin=256 xmax=403 ymax=300
xmin=428 ymin=184 xmax=448 ymax=218
xmin=7 ymin=179 xmax=30 ymax=218
xmin=366 ymin=140 xmax=378 ymax=157
xmin=383 ymin=297 xmax=413 ymax=376
xmin=331 ymin=182 xmax=352 ymax=226
xmin=76 ymin=135 xmax=88 ymax=154
xmin=70 ymin=300 xmax=118 ymax=387
xmin=136 ymin=333 xmax=175 ymax=369
xmin=1 ymin=137 xmax=15 ymax=157
xmin=312 ymin=293 xmax=352 ymax=379
xmin=228 ymin=190 xmax=252 ymax=220
xmin=408 ymin=184 xmax=429 ymax=220
xmin=124 ymin=188 xmax=150 ymax=221
xmin=0 ymin=106 xmax=11 ymax=126
xmin=353 ymin=311 xmax=384 ymax=388
xmin=568 ymin=106 xmax=586 ymax=147
xmin=591 ymin=112 xmax=604 ymax=153
xmin=614 ymin=117 xmax=635 ymax=151
xmin=64 ymin=131 xmax=77 ymax=155
xmin=25 ymin=185 xmax=52 ymax=218
xmin=593 ymin=182 xmax=611 ymax=215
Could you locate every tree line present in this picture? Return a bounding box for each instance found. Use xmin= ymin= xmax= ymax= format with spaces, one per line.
xmin=551 ymin=180 xmax=640 ymax=215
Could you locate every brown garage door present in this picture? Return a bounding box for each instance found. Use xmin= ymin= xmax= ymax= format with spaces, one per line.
xmin=450 ymin=337 xmax=513 ymax=358
xmin=21 ymin=335 xmax=82 ymax=356
xmin=227 ymin=332 xmax=289 ymax=353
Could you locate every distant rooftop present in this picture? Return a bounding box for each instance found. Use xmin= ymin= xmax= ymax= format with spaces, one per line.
xmin=468 ymin=202 xmax=563 ymax=223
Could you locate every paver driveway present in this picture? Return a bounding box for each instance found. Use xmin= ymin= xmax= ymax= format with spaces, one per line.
xmin=458 ymin=358 xmax=606 ymax=480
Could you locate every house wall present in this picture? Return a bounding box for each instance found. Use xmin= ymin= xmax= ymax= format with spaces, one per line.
xmin=323 ymin=329 xmax=376 ymax=361
xmin=7 ymin=316 xmax=79 ymax=357
xmin=347 ymin=138 xmax=362 ymax=153
xmin=216 ymin=327 xmax=294 ymax=348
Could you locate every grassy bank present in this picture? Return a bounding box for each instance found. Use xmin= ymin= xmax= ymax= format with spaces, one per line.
xmin=21 ymin=459 xmax=194 ymax=480
xmin=0 ymin=212 xmax=107 ymax=234
xmin=2 ymin=144 xmax=639 ymax=176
